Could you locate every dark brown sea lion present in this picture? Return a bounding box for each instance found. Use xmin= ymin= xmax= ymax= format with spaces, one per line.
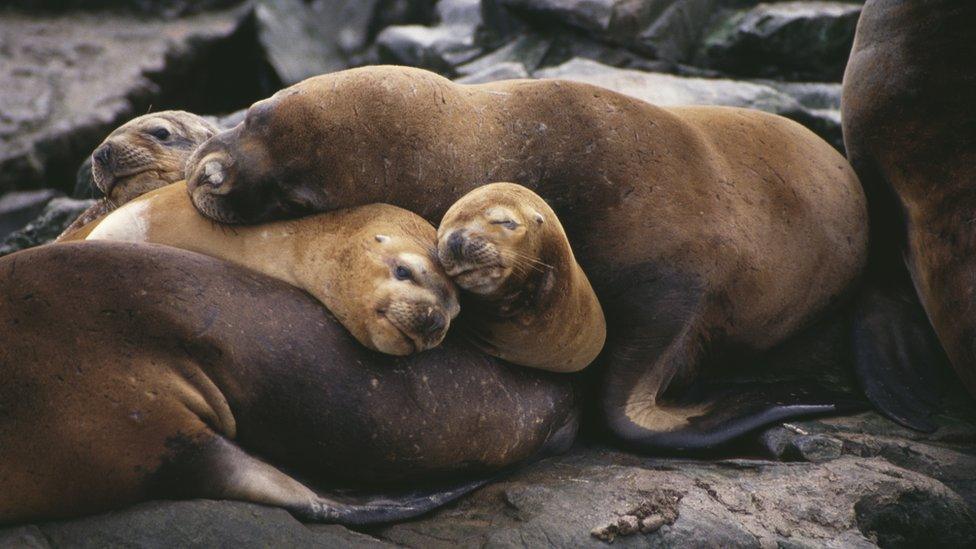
xmin=437 ymin=182 xmax=606 ymax=372
xmin=842 ymin=0 xmax=976 ymax=409
xmin=0 ymin=242 xmax=576 ymax=525
xmin=57 ymin=111 xmax=218 ymax=240
xmin=85 ymin=181 xmax=459 ymax=356
xmin=182 ymin=66 xmax=868 ymax=450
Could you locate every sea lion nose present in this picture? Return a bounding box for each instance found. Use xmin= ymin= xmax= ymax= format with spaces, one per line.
xmin=93 ymin=143 xmax=113 ymax=168
xmin=446 ymin=231 xmax=466 ymax=260
xmin=422 ymin=310 xmax=447 ymax=340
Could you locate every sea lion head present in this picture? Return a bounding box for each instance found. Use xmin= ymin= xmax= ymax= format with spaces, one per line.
xmin=437 ymin=182 xmax=554 ymax=297
xmin=91 ymin=111 xmax=218 ymax=205
xmin=185 ymin=89 xmax=336 ymax=225
xmin=333 ymin=206 xmax=461 ymax=356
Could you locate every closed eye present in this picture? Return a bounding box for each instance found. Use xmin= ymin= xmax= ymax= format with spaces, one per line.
xmin=490 ymin=220 xmax=520 ymax=230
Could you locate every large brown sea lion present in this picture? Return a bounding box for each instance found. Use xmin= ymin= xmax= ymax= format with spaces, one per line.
xmin=84 ymin=181 xmax=458 ymax=355
xmin=0 ymin=242 xmax=576 ymax=525
xmin=842 ymin=1 xmax=975 ymax=406
xmin=57 ymin=111 xmax=218 ymax=240
xmin=437 ymin=183 xmax=606 ymax=373
xmin=183 ymin=66 xmax=869 ymax=450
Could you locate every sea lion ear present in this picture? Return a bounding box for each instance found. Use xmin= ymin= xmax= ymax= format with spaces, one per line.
xmin=532 ymin=211 xmax=545 ymax=224
xmin=375 ymin=234 xmax=391 ymax=243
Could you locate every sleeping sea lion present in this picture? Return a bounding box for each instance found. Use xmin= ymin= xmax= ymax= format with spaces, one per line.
xmin=842 ymin=0 xmax=976 ymax=403
xmin=183 ymin=65 xmax=868 ymax=450
xmin=57 ymin=111 xmax=218 ymax=240
xmin=85 ymin=181 xmax=458 ymax=356
xmin=0 ymin=242 xmax=577 ymax=525
xmin=437 ymin=183 xmax=606 ymax=372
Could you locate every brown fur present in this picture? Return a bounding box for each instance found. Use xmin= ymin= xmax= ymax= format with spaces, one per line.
xmin=438 ymin=183 xmax=606 ymax=372
xmin=84 ymin=181 xmax=459 ymax=355
xmin=184 ymin=66 xmax=868 ymax=442
xmin=0 ymin=242 xmax=576 ymax=524
xmin=842 ymin=0 xmax=976 ymax=397
xmin=57 ymin=111 xmax=217 ymax=241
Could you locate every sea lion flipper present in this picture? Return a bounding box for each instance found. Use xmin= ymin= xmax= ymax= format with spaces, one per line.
xmin=852 ymin=280 xmax=949 ymax=432
xmin=617 ymin=381 xmax=867 ymax=452
xmin=154 ymin=434 xmax=491 ymax=526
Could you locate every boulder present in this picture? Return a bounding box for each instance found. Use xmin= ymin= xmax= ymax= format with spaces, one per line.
xmin=456 ymin=61 xmax=530 ymax=84
xmin=0 ymin=6 xmax=276 ymax=195
xmin=698 ymin=1 xmax=862 ymax=81
xmin=1 ymin=0 xmax=244 ymax=17
xmin=376 ymin=0 xmax=484 ymax=74
xmin=254 ymin=0 xmax=350 ymax=85
xmin=0 ymin=189 xmax=61 ymax=240
xmin=0 ymin=197 xmax=96 ymax=258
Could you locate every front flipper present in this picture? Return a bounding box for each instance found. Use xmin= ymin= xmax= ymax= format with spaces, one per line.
xmin=151 ymin=435 xmax=492 ymax=526
xmin=852 ymin=278 xmax=949 ymax=432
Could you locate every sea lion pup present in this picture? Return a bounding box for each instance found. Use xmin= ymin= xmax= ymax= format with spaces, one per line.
xmin=843 ymin=1 xmax=976 ymax=404
xmin=85 ymin=181 xmax=458 ymax=355
xmin=57 ymin=110 xmax=218 ymax=240
xmin=0 ymin=242 xmax=577 ymax=525
xmin=437 ymin=183 xmax=606 ymax=372
xmin=183 ymin=66 xmax=868 ymax=450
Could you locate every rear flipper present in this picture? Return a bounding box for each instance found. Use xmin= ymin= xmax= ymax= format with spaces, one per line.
xmin=602 ymin=314 xmax=866 ymax=453
xmin=150 ymin=435 xmax=492 ymax=526
xmin=852 ymin=279 xmax=949 ymax=432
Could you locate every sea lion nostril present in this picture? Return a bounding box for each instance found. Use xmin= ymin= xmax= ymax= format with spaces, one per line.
xmin=447 ymin=231 xmax=465 ymax=260
xmin=423 ymin=311 xmax=447 ymax=338
xmin=93 ymin=144 xmax=113 ymax=167
xmin=203 ymin=161 xmax=225 ymax=188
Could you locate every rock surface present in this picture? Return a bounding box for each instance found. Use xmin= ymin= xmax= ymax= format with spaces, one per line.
xmin=0 ymin=197 xmax=95 ymax=257
xmin=0 ymin=189 xmax=61 ymax=240
xmin=698 ymin=1 xmax=862 ymax=81
xmin=0 ymin=5 xmax=274 ymax=195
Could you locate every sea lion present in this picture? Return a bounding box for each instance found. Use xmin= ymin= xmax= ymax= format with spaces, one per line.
xmin=0 ymin=242 xmax=577 ymax=525
xmin=843 ymin=1 xmax=976 ymax=401
xmin=57 ymin=111 xmax=218 ymax=240
xmin=182 ymin=66 xmax=869 ymax=449
xmin=437 ymin=183 xmax=605 ymax=373
xmin=85 ymin=181 xmax=459 ymax=356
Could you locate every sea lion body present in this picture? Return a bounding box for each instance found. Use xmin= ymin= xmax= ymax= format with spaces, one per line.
xmin=843 ymin=0 xmax=976 ymax=397
xmin=86 ymin=182 xmax=459 ymax=355
xmin=57 ymin=111 xmax=218 ymax=240
xmin=438 ymin=183 xmax=606 ymax=373
xmin=0 ymin=242 xmax=576 ymax=525
xmin=186 ymin=66 xmax=868 ymax=448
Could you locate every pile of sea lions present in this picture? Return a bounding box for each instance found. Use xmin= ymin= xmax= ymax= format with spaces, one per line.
xmin=2 ymin=0 xmax=973 ymax=526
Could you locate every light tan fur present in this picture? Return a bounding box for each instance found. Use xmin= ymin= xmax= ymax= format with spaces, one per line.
xmin=438 ymin=183 xmax=605 ymax=372
xmin=85 ymin=182 xmax=459 ymax=355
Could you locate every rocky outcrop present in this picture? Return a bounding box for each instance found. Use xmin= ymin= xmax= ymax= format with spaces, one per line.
xmin=698 ymin=2 xmax=862 ymax=81
xmin=376 ymin=0 xmax=484 ymax=74
xmin=0 ymin=197 xmax=95 ymax=257
xmin=0 ymin=5 xmax=275 ymax=195
xmin=0 ymin=189 xmax=61 ymax=240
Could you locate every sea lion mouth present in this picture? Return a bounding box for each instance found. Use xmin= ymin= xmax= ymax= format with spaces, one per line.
xmin=92 ymin=163 xmax=153 ymax=198
xmin=448 ymin=263 xmax=509 ymax=294
xmin=379 ymin=305 xmax=448 ymax=353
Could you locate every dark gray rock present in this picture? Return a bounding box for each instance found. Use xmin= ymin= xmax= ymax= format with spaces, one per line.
xmin=0 ymin=6 xmax=274 ymax=195
xmin=0 ymin=197 xmax=95 ymax=258
xmin=456 ymin=33 xmax=552 ymax=77
xmin=0 ymin=189 xmax=61 ymax=240
xmin=698 ymin=1 xmax=862 ymax=81
xmin=3 ymin=0 xmax=244 ymax=18
xmin=372 ymin=448 xmax=976 ymax=547
xmin=20 ymin=500 xmax=392 ymax=548
xmin=376 ymin=0 xmax=484 ymax=74
xmin=254 ymin=0 xmax=350 ymax=85
xmin=455 ymin=61 xmax=530 ymax=84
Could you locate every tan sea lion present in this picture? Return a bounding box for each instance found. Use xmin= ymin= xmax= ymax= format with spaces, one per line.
xmin=57 ymin=111 xmax=218 ymax=240
xmin=0 ymin=242 xmax=577 ymax=525
xmin=843 ymin=1 xmax=975 ymax=406
xmin=437 ymin=183 xmax=605 ymax=373
xmin=85 ymin=181 xmax=459 ymax=356
xmin=183 ymin=66 xmax=868 ymax=450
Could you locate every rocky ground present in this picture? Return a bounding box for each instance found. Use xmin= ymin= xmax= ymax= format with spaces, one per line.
xmin=2 ymin=0 xmax=975 ymax=547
